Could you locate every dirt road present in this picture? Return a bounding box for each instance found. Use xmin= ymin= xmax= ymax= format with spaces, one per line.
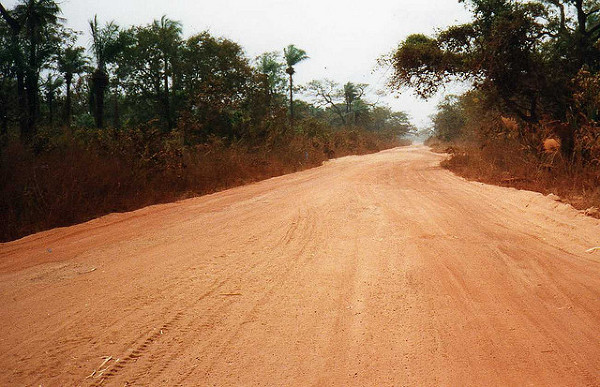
xmin=1 ymin=145 xmax=600 ymax=386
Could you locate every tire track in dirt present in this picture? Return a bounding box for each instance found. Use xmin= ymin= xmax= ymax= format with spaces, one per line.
xmin=1 ymin=145 xmax=600 ymax=386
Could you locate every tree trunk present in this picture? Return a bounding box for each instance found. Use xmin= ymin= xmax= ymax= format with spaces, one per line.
xmin=0 ymin=82 xmax=7 ymax=136
xmin=48 ymin=91 xmax=54 ymax=126
xmin=24 ymin=70 xmax=38 ymax=141
xmin=64 ymin=75 xmax=72 ymax=127
xmin=25 ymin=25 xmax=39 ymax=140
xmin=113 ymin=91 xmax=120 ymax=129
xmin=164 ymin=72 xmax=172 ymax=130
xmin=92 ymin=69 xmax=108 ymax=128
xmin=17 ymin=68 xmax=27 ymax=139
xmin=289 ymin=73 xmax=294 ymax=130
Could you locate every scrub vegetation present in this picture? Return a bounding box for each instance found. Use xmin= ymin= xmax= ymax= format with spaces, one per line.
xmin=386 ymin=0 xmax=600 ymax=214
xmin=0 ymin=1 xmax=413 ymax=241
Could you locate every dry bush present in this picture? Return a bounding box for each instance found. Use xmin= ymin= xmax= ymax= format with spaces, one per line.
xmin=0 ymin=125 xmax=405 ymax=241
xmin=440 ymin=137 xmax=600 ymax=214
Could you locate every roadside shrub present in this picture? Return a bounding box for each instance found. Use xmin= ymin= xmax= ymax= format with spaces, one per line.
xmin=0 ymin=125 xmax=406 ymax=241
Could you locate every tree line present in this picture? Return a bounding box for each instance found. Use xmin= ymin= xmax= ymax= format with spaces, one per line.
xmin=0 ymin=0 xmax=414 ymax=146
xmin=387 ymin=0 xmax=600 ymax=162
xmin=0 ymin=0 xmax=415 ymax=241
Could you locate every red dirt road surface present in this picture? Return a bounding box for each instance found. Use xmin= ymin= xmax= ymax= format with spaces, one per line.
xmin=1 ymin=145 xmax=600 ymax=386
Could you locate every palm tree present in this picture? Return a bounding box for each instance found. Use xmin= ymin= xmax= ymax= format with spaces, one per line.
xmin=154 ymin=15 xmax=182 ymax=130
xmin=343 ymin=82 xmax=366 ymax=125
xmin=89 ymin=15 xmax=119 ymax=128
xmin=42 ymin=73 xmax=62 ymax=125
xmin=283 ymin=44 xmax=308 ymax=128
xmin=5 ymin=0 xmax=61 ymax=139
xmin=0 ymin=3 xmax=27 ymax=135
xmin=57 ymin=45 xmax=87 ymax=127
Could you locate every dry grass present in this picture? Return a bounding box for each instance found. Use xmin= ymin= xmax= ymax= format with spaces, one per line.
xmin=435 ymin=139 xmax=600 ymax=216
xmin=0 ymin=127 xmax=409 ymax=242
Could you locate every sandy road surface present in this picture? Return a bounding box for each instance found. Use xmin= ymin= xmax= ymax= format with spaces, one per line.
xmin=1 ymin=145 xmax=600 ymax=386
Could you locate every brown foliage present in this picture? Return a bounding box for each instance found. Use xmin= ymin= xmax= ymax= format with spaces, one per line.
xmin=0 ymin=127 xmax=407 ymax=241
xmin=438 ymin=137 xmax=600 ymax=215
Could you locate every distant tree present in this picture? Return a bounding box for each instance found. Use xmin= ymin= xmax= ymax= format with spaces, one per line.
xmin=0 ymin=3 xmax=25 ymax=135
xmin=117 ymin=17 xmax=182 ymax=130
xmin=0 ymin=17 xmax=16 ymax=135
xmin=306 ymin=79 xmax=347 ymax=125
xmin=343 ymin=82 xmax=366 ymax=112
xmin=57 ymin=45 xmax=87 ymax=127
xmin=154 ymin=15 xmax=182 ymax=130
xmin=177 ymin=31 xmax=253 ymax=141
xmin=431 ymin=95 xmax=466 ymax=141
xmin=42 ymin=73 xmax=62 ymax=125
xmin=307 ymin=80 xmax=373 ymax=126
xmin=89 ymin=15 xmax=120 ymax=128
xmin=1 ymin=0 xmax=63 ymax=139
xmin=343 ymin=82 xmax=368 ymax=124
xmin=283 ymin=44 xmax=309 ymax=128
xmin=255 ymin=51 xmax=286 ymax=107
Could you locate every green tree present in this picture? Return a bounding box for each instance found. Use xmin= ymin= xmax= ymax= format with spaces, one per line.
xmin=154 ymin=15 xmax=182 ymax=130
xmin=41 ymin=73 xmax=62 ymax=125
xmin=306 ymin=79 xmax=348 ymax=125
xmin=255 ymin=51 xmax=286 ymax=108
xmin=1 ymin=0 xmax=62 ymax=139
xmin=388 ymin=0 xmax=600 ymax=127
xmin=89 ymin=15 xmax=120 ymax=128
xmin=306 ymin=80 xmax=372 ymax=127
xmin=283 ymin=44 xmax=309 ymax=128
xmin=0 ymin=16 xmax=16 ymax=135
xmin=16 ymin=0 xmax=62 ymax=135
xmin=0 ymin=3 xmax=25 ymax=135
xmin=117 ymin=17 xmax=181 ymax=130
xmin=343 ymin=82 xmax=368 ymax=125
xmin=178 ymin=32 xmax=252 ymax=140
xmin=431 ymin=95 xmax=467 ymax=141
xmin=57 ymin=45 xmax=87 ymax=127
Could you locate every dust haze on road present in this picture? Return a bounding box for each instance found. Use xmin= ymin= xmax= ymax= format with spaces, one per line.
xmin=1 ymin=145 xmax=599 ymax=386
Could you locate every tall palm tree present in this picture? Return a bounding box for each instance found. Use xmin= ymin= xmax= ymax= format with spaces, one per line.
xmin=57 ymin=45 xmax=87 ymax=127
xmin=0 ymin=3 xmax=27 ymax=135
xmin=42 ymin=73 xmax=62 ymax=125
xmin=343 ymin=82 xmax=367 ymax=125
xmin=154 ymin=15 xmax=182 ymax=130
xmin=283 ymin=44 xmax=308 ymax=128
xmin=5 ymin=0 xmax=61 ymax=139
xmin=89 ymin=15 xmax=119 ymax=128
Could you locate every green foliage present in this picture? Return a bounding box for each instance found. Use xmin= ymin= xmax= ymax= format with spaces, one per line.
xmin=283 ymin=44 xmax=309 ymax=125
xmin=89 ymin=16 xmax=124 ymax=71
xmin=305 ymin=79 xmax=414 ymax=136
xmin=431 ymin=95 xmax=467 ymax=141
xmin=0 ymin=0 xmax=64 ymax=138
xmin=389 ymin=0 xmax=600 ymax=121
xmin=283 ymin=44 xmax=309 ymax=73
xmin=255 ymin=51 xmax=286 ymax=97
xmin=88 ymin=16 xmax=122 ymax=128
xmin=0 ymin=2 xmax=415 ymax=149
xmin=388 ymin=0 xmax=600 ymax=162
xmin=115 ymin=16 xmax=182 ymax=129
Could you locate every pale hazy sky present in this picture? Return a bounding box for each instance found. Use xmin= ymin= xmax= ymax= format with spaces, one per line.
xmin=5 ymin=0 xmax=472 ymax=128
